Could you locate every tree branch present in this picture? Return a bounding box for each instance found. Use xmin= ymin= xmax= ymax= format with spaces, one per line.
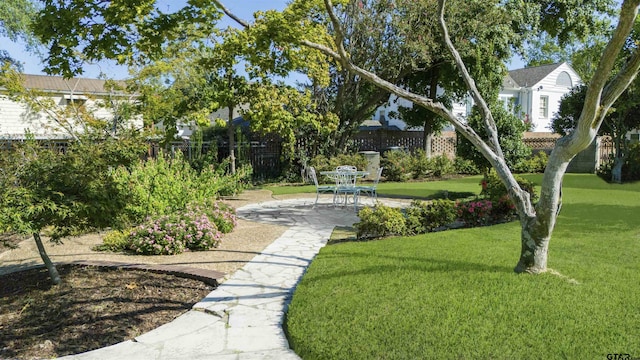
xmin=573 ymin=0 xmax=640 ymax=151
xmin=437 ymin=0 xmax=504 ymax=160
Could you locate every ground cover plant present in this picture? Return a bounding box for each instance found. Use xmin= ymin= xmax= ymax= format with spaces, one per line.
xmin=285 ymin=174 xmax=640 ymax=359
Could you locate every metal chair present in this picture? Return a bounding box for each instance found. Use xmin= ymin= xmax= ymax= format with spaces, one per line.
xmin=335 ymin=167 xmax=359 ymax=211
xmin=309 ymin=167 xmax=336 ymax=207
xmin=357 ymin=167 xmax=383 ymax=204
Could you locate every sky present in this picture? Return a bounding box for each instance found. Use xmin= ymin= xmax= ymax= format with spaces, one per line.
xmin=1 ymin=0 xmax=290 ymax=79
xmin=1 ymin=0 xmax=524 ymax=80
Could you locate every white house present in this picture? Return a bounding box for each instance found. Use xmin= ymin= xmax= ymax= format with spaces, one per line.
xmin=0 ymin=74 xmax=142 ymax=139
xmin=501 ymin=62 xmax=581 ymax=131
xmin=367 ymin=62 xmax=581 ymax=132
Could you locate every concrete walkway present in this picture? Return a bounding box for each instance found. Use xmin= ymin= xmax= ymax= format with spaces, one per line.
xmin=61 ymin=197 xmax=408 ymax=360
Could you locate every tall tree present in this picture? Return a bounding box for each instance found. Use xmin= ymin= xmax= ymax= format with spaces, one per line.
xmin=32 ymin=0 xmax=640 ymax=274
xmin=0 ymin=0 xmax=39 ymax=69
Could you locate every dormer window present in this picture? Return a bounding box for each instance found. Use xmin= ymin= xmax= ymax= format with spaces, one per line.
xmin=556 ymin=71 xmax=573 ymax=87
xmin=64 ymin=94 xmax=87 ymax=106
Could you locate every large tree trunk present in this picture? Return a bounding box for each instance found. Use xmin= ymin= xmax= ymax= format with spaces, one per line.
xmin=33 ymin=232 xmax=61 ymax=285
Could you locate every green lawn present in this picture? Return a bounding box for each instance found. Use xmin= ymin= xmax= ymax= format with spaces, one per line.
xmin=265 ymin=175 xmax=483 ymax=200
xmin=284 ymin=174 xmax=640 ymax=360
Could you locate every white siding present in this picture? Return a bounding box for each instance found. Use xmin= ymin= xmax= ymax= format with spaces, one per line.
xmin=524 ymin=63 xmax=581 ymax=131
xmin=0 ymin=94 xmax=141 ymax=139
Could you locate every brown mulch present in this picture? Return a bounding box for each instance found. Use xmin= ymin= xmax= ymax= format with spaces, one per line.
xmin=0 ymin=264 xmax=214 ymax=360
xmin=0 ymin=190 xmax=309 ymax=360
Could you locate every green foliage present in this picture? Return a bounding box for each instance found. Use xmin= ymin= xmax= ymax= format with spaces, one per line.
xmin=128 ymin=211 xmax=222 ymax=256
xmin=597 ymin=142 xmax=640 ymax=182
xmin=0 ymin=138 xmax=130 ymax=241
xmin=380 ymin=150 xmax=411 ymax=182
xmin=482 ymin=170 xmax=538 ymax=204
xmin=309 ymin=153 xmax=368 ymax=173
xmin=514 ymin=151 xmax=549 ymax=173
xmin=354 ymin=204 xmax=406 ymax=239
xmin=95 ymin=229 xmax=131 ymax=252
xmin=453 ymin=157 xmax=481 ymax=175
xmin=405 ymin=199 xmax=457 ymax=235
xmin=457 ymin=103 xmax=531 ymax=172
xmin=111 ymin=151 xmax=250 ymax=226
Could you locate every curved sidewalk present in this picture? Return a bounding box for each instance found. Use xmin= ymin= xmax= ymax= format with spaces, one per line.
xmin=61 ymin=197 xmax=407 ymax=360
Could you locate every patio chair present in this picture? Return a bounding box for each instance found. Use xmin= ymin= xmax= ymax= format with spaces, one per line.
xmin=357 ymin=167 xmax=383 ymax=204
xmin=335 ymin=167 xmax=359 ymax=211
xmin=309 ymin=167 xmax=336 ymax=207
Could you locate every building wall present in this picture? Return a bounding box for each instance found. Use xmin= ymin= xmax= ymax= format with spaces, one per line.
xmin=520 ymin=64 xmax=581 ymax=132
xmin=0 ymin=93 xmax=135 ymax=139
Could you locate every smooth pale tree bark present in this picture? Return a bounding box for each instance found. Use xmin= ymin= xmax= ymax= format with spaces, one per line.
xmin=314 ymin=0 xmax=640 ymax=273
xmin=33 ymin=232 xmax=61 ymax=285
xmin=214 ymin=0 xmax=640 ymax=273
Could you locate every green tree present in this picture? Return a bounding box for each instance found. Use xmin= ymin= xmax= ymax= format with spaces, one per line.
xmin=0 ymin=0 xmax=39 ymax=68
xmin=31 ymin=0 xmax=640 ymax=274
xmin=552 ymin=84 xmax=640 ymax=182
xmin=0 ymin=138 xmax=134 ymax=285
xmin=457 ymin=102 xmax=531 ymax=173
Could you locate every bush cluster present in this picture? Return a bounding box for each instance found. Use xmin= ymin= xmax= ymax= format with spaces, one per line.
xmin=112 ymin=150 xmax=249 ymax=226
xmin=405 ymin=199 xmax=457 ymax=234
xmin=354 ymin=205 xmax=406 ymax=239
xmin=354 ymin=173 xmax=539 ymax=239
xmin=128 ymin=210 xmax=222 ymax=255
xmin=597 ymin=142 xmax=640 ymax=182
xmin=309 ymin=153 xmax=368 ymax=173
xmin=381 ymin=149 xmax=483 ymax=182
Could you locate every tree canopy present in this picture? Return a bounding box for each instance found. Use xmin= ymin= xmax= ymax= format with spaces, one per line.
xmin=30 ymin=0 xmax=640 ymax=275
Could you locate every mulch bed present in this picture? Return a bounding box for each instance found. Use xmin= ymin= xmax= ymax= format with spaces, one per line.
xmin=0 ymin=264 xmax=215 ymax=359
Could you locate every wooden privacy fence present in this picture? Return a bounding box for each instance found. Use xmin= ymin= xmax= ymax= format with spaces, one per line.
xmin=0 ymin=131 xmax=613 ymax=177
xmin=352 ymin=131 xmax=563 ymax=157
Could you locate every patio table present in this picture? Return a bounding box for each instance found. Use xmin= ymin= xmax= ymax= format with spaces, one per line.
xmin=320 ymin=170 xmax=369 ymax=210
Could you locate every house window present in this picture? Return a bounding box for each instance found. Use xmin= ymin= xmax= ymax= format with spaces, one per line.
xmin=539 ymin=96 xmax=549 ymax=118
xmin=630 ymin=133 xmax=640 ymax=143
xmin=556 ymin=71 xmax=573 ymax=87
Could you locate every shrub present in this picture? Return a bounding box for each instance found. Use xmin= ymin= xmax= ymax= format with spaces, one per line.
xmin=430 ymin=155 xmax=456 ymax=177
xmin=128 ymin=211 xmax=222 ymax=255
xmin=354 ymin=204 xmax=406 ymax=239
xmin=95 ymin=229 xmax=131 ymax=252
xmin=409 ymin=149 xmax=431 ymax=179
xmin=405 ymin=199 xmax=457 ymax=234
xmin=456 ymin=200 xmax=494 ymax=227
xmin=381 ymin=150 xmax=411 ymax=181
xmin=453 ymin=157 xmax=481 ymax=175
xmin=514 ymin=151 xmax=549 ymax=173
xmin=309 ymin=153 xmax=368 ymax=173
xmin=481 ymin=170 xmax=538 ymax=204
xmin=112 ymin=151 xmax=249 ymax=225
xmin=188 ymin=199 xmax=238 ymax=234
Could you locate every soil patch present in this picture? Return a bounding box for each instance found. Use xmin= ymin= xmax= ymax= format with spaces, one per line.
xmin=0 ymin=264 xmax=213 ymax=360
xmin=0 ymin=189 xmax=304 ymax=359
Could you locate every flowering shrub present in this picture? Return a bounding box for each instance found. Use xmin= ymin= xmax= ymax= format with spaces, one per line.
xmin=128 ymin=211 xmax=222 ymax=255
xmin=456 ymin=200 xmax=494 ymax=227
xmin=190 ymin=199 xmax=238 ymax=234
